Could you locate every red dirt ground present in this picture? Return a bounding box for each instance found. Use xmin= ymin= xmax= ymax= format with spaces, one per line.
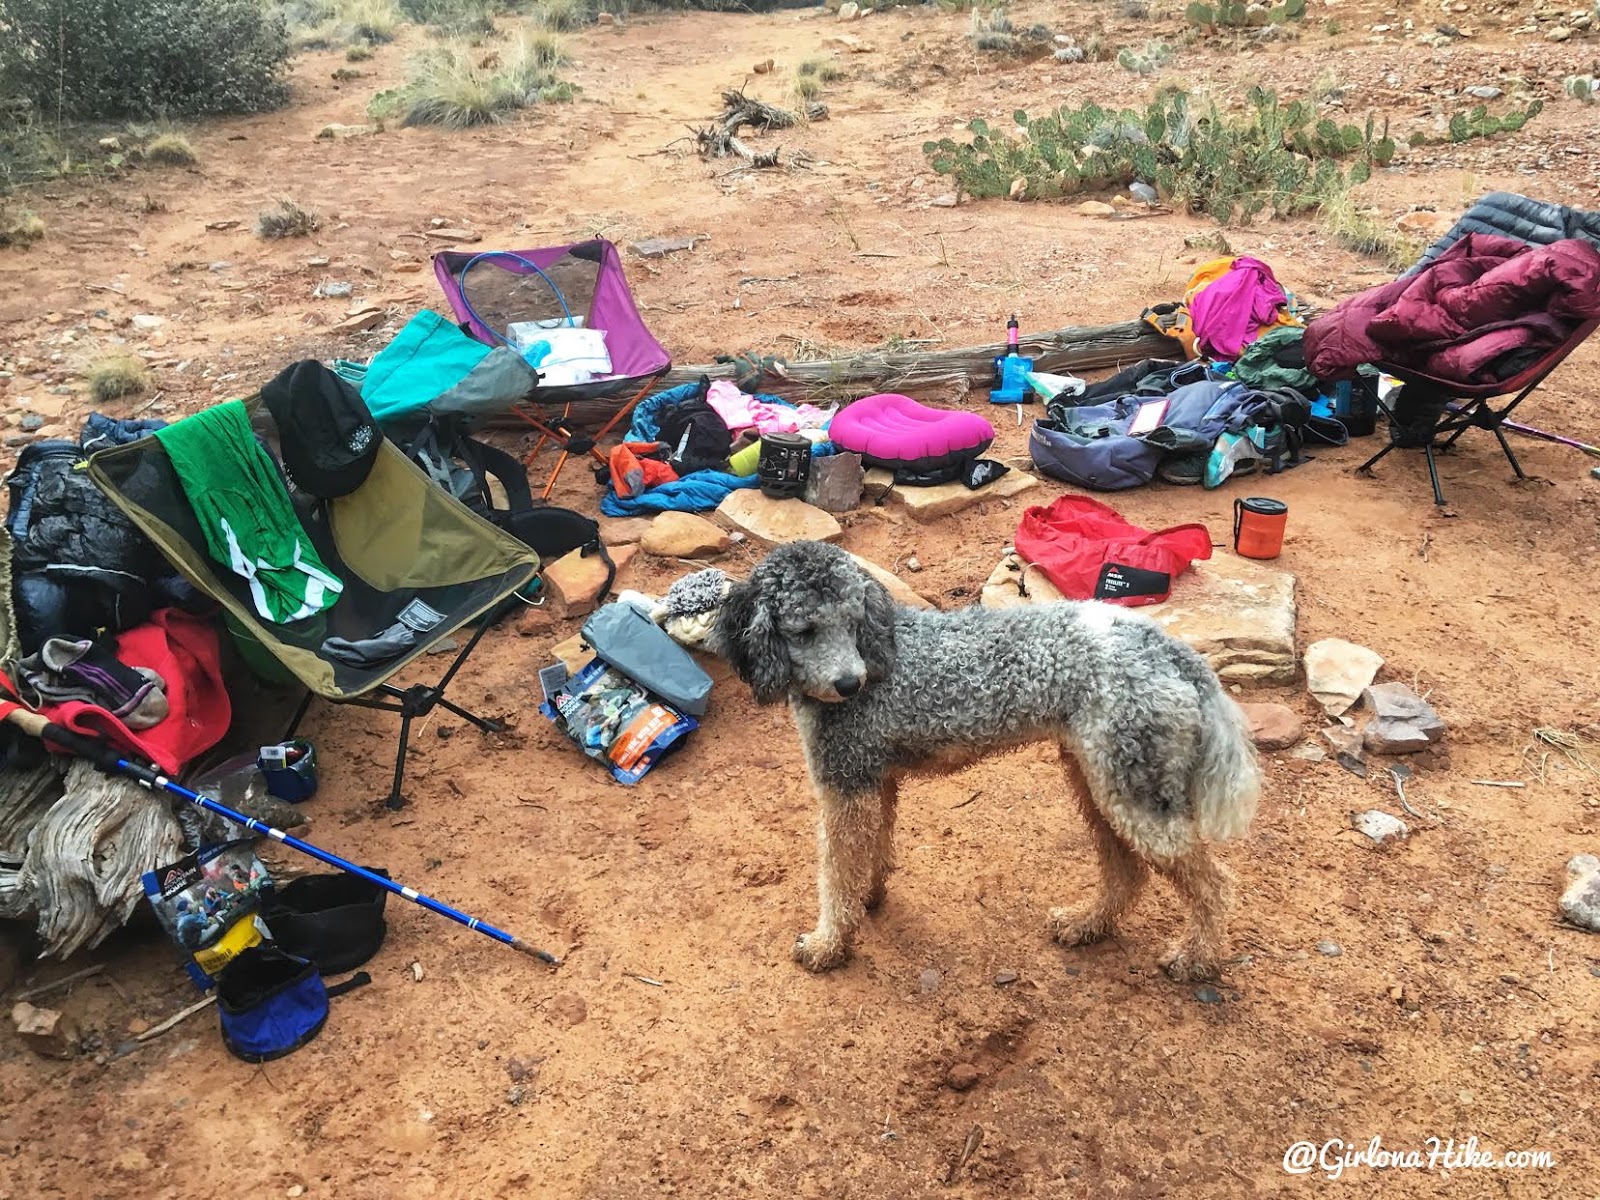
xmin=3 ymin=4 xmax=1600 ymax=1197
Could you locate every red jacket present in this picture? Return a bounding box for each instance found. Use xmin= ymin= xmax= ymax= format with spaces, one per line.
xmin=1305 ymin=233 xmax=1600 ymax=383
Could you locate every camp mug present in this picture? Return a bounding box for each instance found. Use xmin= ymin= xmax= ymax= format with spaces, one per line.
xmin=1233 ymin=497 xmax=1288 ymax=560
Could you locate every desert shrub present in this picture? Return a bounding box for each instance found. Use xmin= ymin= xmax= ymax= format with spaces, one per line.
xmin=256 ymin=198 xmax=320 ymax=238
xmin=798 ymin=57 xmax=843 ymax=82
xmin=1116 ymin=40 xmax=1174 ymax=74
xmin=531 ymin=0 xmax=594 ymax=31
xmin=142 ymin=133 xmax=197 ymax=166
xmin=925 ymin=86 xmax=1398 ymax=224
xmin=1186 ymin=0 xmax=1304 ymax=27
xmin=86 ymin=354 xmax=152 ymax=403
xmin=1320 ymin=192 xmax=1423 ymax=271
xmin=347 ymin=43 xmax=375 ymax=60
xmin=0 ymin=208 xmax=47 ymax=248
xmin=373 ymin=27 xmax=574 ymax=129
xmin=0 ymin=0 xmax=292 ymax=121
xmin=340 ymin=0 xmax=401 ymax=41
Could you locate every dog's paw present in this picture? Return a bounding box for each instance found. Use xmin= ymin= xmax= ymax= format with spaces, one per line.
xmin=1049 ymin=906 xmax=1113 ymax=947
xmin=1158 ymin=945 xmax=1221 ymax=983
xmin=793 ymin=931 xmax=848 ymax=972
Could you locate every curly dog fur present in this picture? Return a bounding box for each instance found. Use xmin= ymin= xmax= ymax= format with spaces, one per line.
xmin=711 ymin=540 xmax=1261 ymax=981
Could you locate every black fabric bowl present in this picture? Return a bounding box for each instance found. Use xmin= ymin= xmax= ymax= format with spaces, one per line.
xmin=263 ymin=868 xmax=389 ymax=975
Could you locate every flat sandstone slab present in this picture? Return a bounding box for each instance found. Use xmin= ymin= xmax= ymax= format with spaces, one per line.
xmin=1147 ymin=555 xmax=1297 ymax=686
xmin=716 ymin=489 xmax=842 ymax=544
xmin=891 ymin=472 xmax=1040 ymax=522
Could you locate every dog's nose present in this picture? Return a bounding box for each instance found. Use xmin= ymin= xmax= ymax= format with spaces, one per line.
xmin=833 ymin=675 xmax=863 ymax=698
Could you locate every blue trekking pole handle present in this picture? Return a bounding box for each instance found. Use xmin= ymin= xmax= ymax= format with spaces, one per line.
xmin=5 ymin=708 xmax=559 ymax=965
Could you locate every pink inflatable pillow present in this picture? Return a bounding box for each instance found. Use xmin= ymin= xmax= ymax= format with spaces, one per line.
xmin=829 ymin=393 xmax=995 ymax=475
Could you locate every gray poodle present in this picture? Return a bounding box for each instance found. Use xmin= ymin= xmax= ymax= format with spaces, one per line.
xmin=711 ymin=540 xmax=1260 ymax=981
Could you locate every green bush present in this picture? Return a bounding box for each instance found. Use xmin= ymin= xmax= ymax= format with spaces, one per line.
xmin=924 ymin=86 xmax=1397 ymax=224
xmin=0 ymin=0 xmax=293 ymax=121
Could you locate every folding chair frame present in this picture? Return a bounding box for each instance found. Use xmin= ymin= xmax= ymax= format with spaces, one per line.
xmin=283 ymin=617 xmax=502 ymax=811
xmin=1354 ymin=318 xmax=1600 ymax=507
xmin=512 ymin=374 xmax=662 ymax=499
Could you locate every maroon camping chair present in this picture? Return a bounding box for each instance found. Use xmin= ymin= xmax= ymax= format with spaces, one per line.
xmin=1354 ymin=318 xmax=1600 ymax=506
xmin=433 ymin=240 xmax=670 ymax=498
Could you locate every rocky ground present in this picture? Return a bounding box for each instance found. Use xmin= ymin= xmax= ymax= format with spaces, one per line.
xmin=3 ymin=2 xmax=1600 ymax=1197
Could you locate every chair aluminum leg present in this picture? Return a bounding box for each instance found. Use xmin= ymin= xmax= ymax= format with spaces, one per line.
xmin=385 ymin=710 xmax=413 ymax=811
xmin=1494 ymin=427 xmax=1529 ymax=479
xmin=1356 ymin=441 xmax=1397 ymax=475
xmin=284 ymin=689 xmax=315 ymax=740
xmin=1424 ymin=444 xmax=1447 ymax=507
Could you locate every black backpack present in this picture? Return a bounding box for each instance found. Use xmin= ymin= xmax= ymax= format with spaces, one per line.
xmin=398 ymin=415 xmax=614 ymax=598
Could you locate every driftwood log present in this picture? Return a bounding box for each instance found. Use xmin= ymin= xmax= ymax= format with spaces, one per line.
xmin=694 ymin=90 xmax=826 ymax=167
xmin=486 ymin=319 xmax=1177 ymax=429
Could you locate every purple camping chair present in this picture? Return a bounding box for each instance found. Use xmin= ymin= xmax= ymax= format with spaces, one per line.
xmin=432 ymin=239 xmax=670 ymax=498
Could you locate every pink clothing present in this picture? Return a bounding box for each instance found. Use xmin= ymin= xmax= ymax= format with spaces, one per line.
xmin=706 ymin=380 xmax=828 ymax=435
xmin=1189 ymin=256 xmax=1290 ymax=360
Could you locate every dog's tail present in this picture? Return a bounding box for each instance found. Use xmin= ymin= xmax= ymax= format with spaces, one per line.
xmin=1179 ymin=649 xmax=1261 ymax=841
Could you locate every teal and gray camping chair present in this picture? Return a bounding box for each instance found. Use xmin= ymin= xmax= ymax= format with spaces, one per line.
xmin=88 ymin=395 xmax=539 ymax=810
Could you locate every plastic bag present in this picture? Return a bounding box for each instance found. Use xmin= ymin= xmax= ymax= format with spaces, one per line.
xmin=540 ymin=657 xmax=697 ymax=784
xmin=142 ymin=840 xmax=274 ymax=988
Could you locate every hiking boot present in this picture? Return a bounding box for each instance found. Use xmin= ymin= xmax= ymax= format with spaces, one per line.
xmin=1157 ymin=451 xmax=1206 ymax=485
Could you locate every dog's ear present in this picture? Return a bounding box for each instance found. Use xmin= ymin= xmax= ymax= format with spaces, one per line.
xmin=715 ymin=576 xmax=790 ymax=704
xmin=858 ymin=573 xmax=898 ymax=683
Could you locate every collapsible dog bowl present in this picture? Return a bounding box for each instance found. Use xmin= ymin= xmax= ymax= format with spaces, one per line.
xmin=262 ymin=869 xmax=389 ymax=975
xmin=217 ymin=945 xmax=329 ymax=1063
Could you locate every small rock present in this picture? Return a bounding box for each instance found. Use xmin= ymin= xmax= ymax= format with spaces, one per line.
xmin=804 ymin=451 xmax=865 ymax=513
xmin=919 ymin=967 xmax=941 ymax=994
xmin=316 ymin=123 xmax=376 ymax=140
xmin=1008 ymin=176 xmax=1028 ymax=201
xmin=905 ymin=555 xmax=922 ymax=572
xmin=596 ymin=11 xmax=615 ymax=25
xmin=126 ymin=1017 xmax=151 ymax=1035
xmin=1546 ymin=25 xmax=1572 ymax=42
xmin=331 ymin=306 xmax=386 ymax=335
xmin=1077 ymin=201 xmax=1117 ymax=217
xmin=630 ymin=236 xmax=702 ymax=259
xmin=315 ymin=281 xmax=353 ymax=299
xmin=716 ymin=489 xmax=842 ymax=544
xmin=1194 ymin=986 xmax=1223 ymax=1004
xmin=287 ymin=1187 xmax=305 ymax=1199
xmin=1239 ymin=701 xmax=1303 ymax=750
xmin=129 ymin=314 xmax=164 ymax=333
xmin=929 ymin=193 xmax=959 ymax=207
xmin=993 ymin=969 xmax=1019 ymax=986
xmin=306 ymin=256 xmax=331 ymax=267
xmin=945 ymin=1062 xmax=981 ymax=1091
xmin=98 ymin=136 xmax=122 ymax=151
xmin=1558 ymin=854 xmax=1600 ymax=932
xmin=861 ymin=466 xmax=896 ymax=503
xmin=11 ymin=1001 xmax=77 ymax=1059
xmin=1464 ymin=85 xmax=1503 ymax=100
xmin=542 ymin=546 xmax=616 ymax=617
xmin=850 ymin=553 xmax=932 ymax=609
xmin=892 ymin=472 xmax=1037 ymax=523
xmin=1304 ymin=638 xmax=1384 ymax=717
xmin=18 ymin=413 xmax=43 ymax=432
xmin=1395 ymin=210 xmax=1456 ymax=239
xmin=641 ymin=511 xmax=732 ymax=559
xmin=837 ymin=0 xmax=860 ymax=19
xmin=1350 ymin=809 xmax=1408 ymax=845
xmin=1129 ymin=182 xmax=1159 ymax=206
xmin=1289 ymin=742 xmax=1326 ymax=762
xmin=505 ymin=1084 xmax=525 ymax=1106
xmin=1317 ymin=940 xmax=1343 ymax=957
xmin=597 ymin=516 xmax=653 ymax=545
xmin=1054 ymin=46 xmax=1085 ymax=63
xmin=752 ymin=58 xmax=774 ymax=74
xmin=424 ymin=228 xmax=481 ymax=244
xmin=507 ymin=1056 xmax=540 ymax=1083
xmin=410 ymin=961 xmax=424 ymax=982
xmin=1362 ymin=682 xmax=1445 ymax=754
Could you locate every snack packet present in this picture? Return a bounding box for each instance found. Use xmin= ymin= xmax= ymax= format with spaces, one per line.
xmin=142 ymin=840 xmax=275 ymax=988
xmin=540 ymin=657 xmax=697 ymax=784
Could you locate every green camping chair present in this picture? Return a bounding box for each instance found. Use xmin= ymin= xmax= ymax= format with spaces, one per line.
xmin=87 ymin=395 xmax=539 ymax=810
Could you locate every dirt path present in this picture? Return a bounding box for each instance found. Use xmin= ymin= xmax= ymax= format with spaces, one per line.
xmin=3 ymin=4 xmax=1600 ymax=1197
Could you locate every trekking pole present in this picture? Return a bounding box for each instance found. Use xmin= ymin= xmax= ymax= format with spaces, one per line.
xmin=1444 ymin=403 xmax=1600 ymax=457
xmin=2 ymin=708 xmax=559 ymax=965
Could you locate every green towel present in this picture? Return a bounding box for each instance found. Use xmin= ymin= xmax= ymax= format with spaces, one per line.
xmin=154 ymin=400 xmax=343 ymax=624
